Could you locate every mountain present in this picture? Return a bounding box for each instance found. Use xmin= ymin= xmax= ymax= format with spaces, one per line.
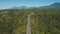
xmin=50 ymin=3 xmax=60 ymax=8
xmin=10 ymin=3 xmax=60 ymax=9
xmin=40 ymin=3 xmax=60 ymax=8
xmin=12 ymin=6 xmax=27 ymax=9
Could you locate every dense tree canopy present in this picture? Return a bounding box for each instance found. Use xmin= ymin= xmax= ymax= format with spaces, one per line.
xmin=0 ymin=8 xmax=60 ymax=34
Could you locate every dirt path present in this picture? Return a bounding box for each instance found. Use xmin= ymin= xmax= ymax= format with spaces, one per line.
xmin=26 ymin=15 xmax=31 ymax=34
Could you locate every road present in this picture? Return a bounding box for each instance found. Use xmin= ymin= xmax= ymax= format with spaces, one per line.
xmin=26 ymin=15 xmax=31 ymax=34
xmin=26 ymin=13 xmax=34 ymax=34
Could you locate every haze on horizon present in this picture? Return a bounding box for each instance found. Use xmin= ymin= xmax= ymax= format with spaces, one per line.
xmin=0 ymin=0 xmax=60 ymax=9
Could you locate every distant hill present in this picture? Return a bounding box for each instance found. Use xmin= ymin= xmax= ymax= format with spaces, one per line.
xmin=12 ymin=6 xmax=27 ymax=9
xmin=9 ymin=3 xmax=60 ymax=9
xmin=50 ymin=3 xmax=60 ymax=8
xmin=39 ymin=3 xmax=60 ymax=8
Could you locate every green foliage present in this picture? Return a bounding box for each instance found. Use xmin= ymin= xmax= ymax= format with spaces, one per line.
xmin=0 ymin=8 xmax=60 ymax=34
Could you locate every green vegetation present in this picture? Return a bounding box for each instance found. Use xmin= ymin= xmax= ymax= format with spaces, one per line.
xmin=0 ymin=8 xmax=60 ymax=34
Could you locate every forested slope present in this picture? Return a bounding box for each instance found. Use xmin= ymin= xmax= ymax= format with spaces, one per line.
xmin=0 ymin=8 xmax=60 ymax=34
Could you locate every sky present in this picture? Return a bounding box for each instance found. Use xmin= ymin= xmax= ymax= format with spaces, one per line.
xmin=0 ymin=0 xmax=60 ymax=9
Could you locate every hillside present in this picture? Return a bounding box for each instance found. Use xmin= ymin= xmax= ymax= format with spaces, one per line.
xmin=0 ymin=8 xmax=60 ymax=34
xmin=50 ymin=3 xmax=60 ymax=8
xmin=40 ymin=3 xmax=60 ymax=8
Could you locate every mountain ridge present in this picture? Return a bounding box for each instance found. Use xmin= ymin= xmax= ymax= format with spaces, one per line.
xmin=40 ymin=3 xmax=60 ymax=8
